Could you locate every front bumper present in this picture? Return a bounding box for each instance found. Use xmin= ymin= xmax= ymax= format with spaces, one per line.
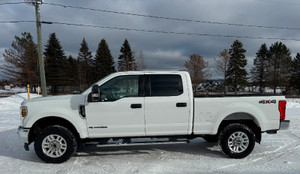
xmin=279 ymin=120 xmax=290 ymax=130
xmin=17 ymin=126 xmax=30 ymax=143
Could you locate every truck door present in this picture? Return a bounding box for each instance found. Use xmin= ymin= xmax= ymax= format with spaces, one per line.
xmin=145 ymin=74 xmax=191 ymax=136
xmin=85 ymin=75 xmax=145 ymax=138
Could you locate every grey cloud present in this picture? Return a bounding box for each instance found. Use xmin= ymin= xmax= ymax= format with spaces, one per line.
xmin=0 ymin=0 xmax=300 ymax=80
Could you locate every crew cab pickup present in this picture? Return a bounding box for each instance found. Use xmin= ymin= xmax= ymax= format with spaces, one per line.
xmin=18 ymin=71 xmax=290 ymax=163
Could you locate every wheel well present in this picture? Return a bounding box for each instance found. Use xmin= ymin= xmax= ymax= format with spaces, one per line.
xmin=28 ymin=117 xmax=80 ymax=143
xmin=218 ymin=113 xmax=262 ymax=143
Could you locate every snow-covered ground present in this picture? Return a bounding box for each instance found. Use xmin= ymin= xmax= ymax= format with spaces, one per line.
xmin=0 ymin=87 xmax=27 ymax=94
xmin=0 ymin=94 xmax=299 ymax=174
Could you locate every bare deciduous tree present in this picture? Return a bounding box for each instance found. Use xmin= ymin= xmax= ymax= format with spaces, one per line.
xmin=135 ymin=51 xmax=147 ymax=70
xmin=184 ymin=54 xmax=210 ymax=93
xmin=1 ymin=32 xmax=39 ymax=92
xmin=214 ymin=49 xmax=230 ymax=94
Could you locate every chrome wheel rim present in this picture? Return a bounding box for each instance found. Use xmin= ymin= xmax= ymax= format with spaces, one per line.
xmin=228 ymin=131 xmax=249 ymax=153
xmin=42 ymin=134 xmax=67 ymax=158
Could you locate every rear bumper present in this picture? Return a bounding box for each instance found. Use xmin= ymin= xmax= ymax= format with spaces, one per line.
xmin=279 ymin=120 xmax=290 ymax=130
xmin=17 ymin=126 xmax=30 ymax=143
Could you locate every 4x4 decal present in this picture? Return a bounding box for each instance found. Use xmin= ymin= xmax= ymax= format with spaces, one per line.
xmin=259 ymin=100 xmax=276 ymax=104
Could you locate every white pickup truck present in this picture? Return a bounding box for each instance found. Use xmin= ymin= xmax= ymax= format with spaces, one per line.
xmin=18 ymin=71 xmax=290 ymax=163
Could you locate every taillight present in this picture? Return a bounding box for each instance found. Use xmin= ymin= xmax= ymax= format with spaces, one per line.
xmin=278 ymin=100 xmax=287 ymax=120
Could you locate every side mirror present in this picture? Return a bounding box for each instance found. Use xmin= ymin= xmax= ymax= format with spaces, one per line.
xmin=91 ymin=85 xmax=100 ymax=102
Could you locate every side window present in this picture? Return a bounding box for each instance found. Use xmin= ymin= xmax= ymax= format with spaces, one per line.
xmin=99 ymin=75 xmax=139 ymax=102
xmin=149 ymin=75 xmax=183 ymax=96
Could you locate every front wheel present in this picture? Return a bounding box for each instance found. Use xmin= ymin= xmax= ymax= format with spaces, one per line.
xmin=219 ymin=123 xmax=255 ymax=158
xmin=34 ymin=125 xmax=77 ymax=163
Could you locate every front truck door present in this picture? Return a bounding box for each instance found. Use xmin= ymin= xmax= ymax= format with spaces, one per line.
xmin=145 ymin=74 xmax=191 ymax=136
xmin=85 ymin=75 xmax=145 ymax=138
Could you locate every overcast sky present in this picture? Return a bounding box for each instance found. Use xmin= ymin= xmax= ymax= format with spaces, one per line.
xmin=1 ymin=0 xmax=300 ymax=80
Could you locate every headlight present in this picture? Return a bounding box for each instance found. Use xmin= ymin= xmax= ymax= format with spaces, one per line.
xmin=21 ymin=106 xmax=28 ymax=117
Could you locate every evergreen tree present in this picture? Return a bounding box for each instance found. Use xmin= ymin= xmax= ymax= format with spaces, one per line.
xmin=77 ymin=38 xmax=93 ymax=91
xmin=226 ymin=40 xmax=248 ymax=94
xmin=93 ymin=39 xmax=116 ymax=81
xmin=118 ymin=39 xmax=137 ymax=71
xmin=1 ymin=32 xmax=39 ymax=92
xmin=44 ymin=33 xmax=68 ymax=94
xmin=65 ymin=55 xmax=79 ymax=86
xmin=250 ymin=43 xmax=269 ymax=94
xmin=290 ymin=53 xmax=300 ymax=94
xmin=267 ymin=42 xmax=292 ymax=94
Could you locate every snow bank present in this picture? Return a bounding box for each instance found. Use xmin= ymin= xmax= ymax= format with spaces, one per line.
xmin=0 ymin=87 xmax=27 ymax=93
xmin=286 ymin=98 xmax=300 ymax=117
xmin=286 ymin=98 xmax=300 ymax=108
xmin=0 ymin=93 xmax=39 ymax=111
xmin=10 ymin=87 xmax=27 ymax=93
xmin=0 ymin=89 xmax=8 ymax=93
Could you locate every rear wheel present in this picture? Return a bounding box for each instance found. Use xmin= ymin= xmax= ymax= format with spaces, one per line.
xmin=219 ymin=123 xmax=255 ymax=158
xmin=34 ymin=125 xmax=77 ymax=163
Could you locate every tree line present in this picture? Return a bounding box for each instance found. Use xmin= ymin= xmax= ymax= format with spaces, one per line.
xmin=184 ymin=40 xmax=300 ymax=95
xmin=2 ymin=32 xmax=300 ymax=95
xmin=1 ymin=32 xmax=146 ymax=94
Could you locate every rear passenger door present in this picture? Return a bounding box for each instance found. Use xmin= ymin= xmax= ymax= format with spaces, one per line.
xmin=145 ymin=74 xmax=191 ymax=136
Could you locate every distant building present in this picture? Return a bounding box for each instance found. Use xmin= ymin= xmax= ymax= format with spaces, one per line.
xmin=4 ymin=85 xmax=11 ymax=90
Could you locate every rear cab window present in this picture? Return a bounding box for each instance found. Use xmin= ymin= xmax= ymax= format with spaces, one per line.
xmin=148 ymin=75 xmax=183 ymax=96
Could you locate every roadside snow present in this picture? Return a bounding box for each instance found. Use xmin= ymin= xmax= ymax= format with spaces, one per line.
xmin=0 ymin=89 xmax=7 ymax=93
xmin=286 ymin=98 xmax=300 ymax=108
xmin=0 ymin=93 xmax=38 ymax=110
xmin=0 ymin=94 xmax=299 ymax=174
xmin=0 ymin=87 xmax=27 ymax=93
xmin=286 ymin=99 xmax=300 ymax=117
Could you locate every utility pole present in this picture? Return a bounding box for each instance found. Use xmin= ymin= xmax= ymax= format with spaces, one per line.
xmin=34 ymin=0 xmax=47 ymax=96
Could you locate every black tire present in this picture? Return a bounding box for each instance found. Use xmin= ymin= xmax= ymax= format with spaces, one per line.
xmin=218 ymin=123 xmax=255 ymax=158
xmin=203 ymin=135 xmax=218 ymax=142
xmin=34 ymin=125 xmax=77 ymax=163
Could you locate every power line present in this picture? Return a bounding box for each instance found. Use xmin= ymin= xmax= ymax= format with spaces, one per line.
xmin=1 ymin=20 xmax=299 ymax=42
xmin=43 ymin=2 xmax=300 ymax=31
xmin=48 ymin=21 xmax=300 ymax=41
xmin=0 ymin=2 xmax=27 ymax=5
xmin=0 ymin=20 xmax=35 ymax=23
xmin=1 ymin=1 xmax=300 ymax=31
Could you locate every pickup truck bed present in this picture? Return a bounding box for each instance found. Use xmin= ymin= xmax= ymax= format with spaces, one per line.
xmin=194 ymin=96 xmax=284 ymax=135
